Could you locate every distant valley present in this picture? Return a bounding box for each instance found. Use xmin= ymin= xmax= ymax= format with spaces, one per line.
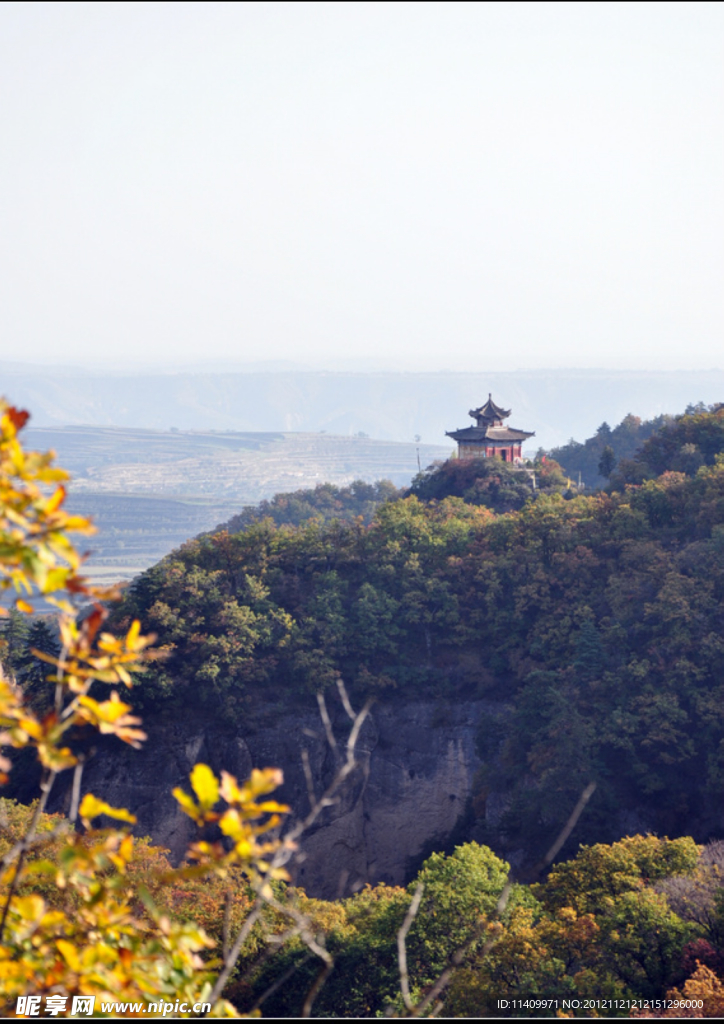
xmin=24 ymin=425 xmax=450 ymax=581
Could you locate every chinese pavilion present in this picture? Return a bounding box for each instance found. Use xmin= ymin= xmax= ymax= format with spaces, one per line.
xmin=446 ymin=394 xmax=535 ymax=462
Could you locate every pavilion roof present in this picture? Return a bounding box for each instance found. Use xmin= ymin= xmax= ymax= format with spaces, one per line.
xmin=446 ymin=425 xmax=535 ymax=443
xmin=469 ymin=394 xmax=511 ymax=421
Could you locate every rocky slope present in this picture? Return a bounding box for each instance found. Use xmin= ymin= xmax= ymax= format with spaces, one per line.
xmin=49 ymin=692 xmax=507 ymax=899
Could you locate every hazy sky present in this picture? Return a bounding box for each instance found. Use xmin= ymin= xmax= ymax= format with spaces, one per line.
xmin=1 ymin=1 xmax=722 ymax=372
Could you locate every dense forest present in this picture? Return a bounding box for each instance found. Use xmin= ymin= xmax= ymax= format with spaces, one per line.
xmin=549 ymin=402 xmax=723 ymax=489
xmin=4 ymin=402 xmax=724 ymax=1016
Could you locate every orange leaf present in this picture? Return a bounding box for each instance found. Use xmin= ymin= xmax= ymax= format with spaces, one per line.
xmin=6 ymin=406 xmax=29 ymax=431
xmin=45 ymin=485 xmax=66 ymax=514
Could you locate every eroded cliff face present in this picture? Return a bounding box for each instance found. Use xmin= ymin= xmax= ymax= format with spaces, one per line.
xmin=49 ymin=693 xmax=505 ymax=898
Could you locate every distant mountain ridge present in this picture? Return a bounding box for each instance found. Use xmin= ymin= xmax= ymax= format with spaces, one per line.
xmin=4 ymin=367 xmax=724 ymax=450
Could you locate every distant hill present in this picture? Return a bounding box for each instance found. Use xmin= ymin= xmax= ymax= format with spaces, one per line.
xmin=5 ymin=366 xmax=724 ymax=450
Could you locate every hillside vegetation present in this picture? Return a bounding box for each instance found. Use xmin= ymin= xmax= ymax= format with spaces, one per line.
xmin=100 ymin=406 xmax=724 ymax=862
xmin=550 ymin=402 xmax=723 ymax=489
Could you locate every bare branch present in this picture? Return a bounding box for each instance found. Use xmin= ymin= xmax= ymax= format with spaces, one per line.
xmin=397 ymin=882 xmax=424 ymax=1010
xmin=533 ymin=781 xmax=597 ymax=877
xmin=206 ymin=904 xmax=263 ymax=1006
xmin=301 ymin=748 xmax=316 ymax=811
xmin=336 ymin=677 xmax=356 ymax=720
xmin=222 ymin=889 xmax=232 ymax=963
xmin=401 ymin=782 xmax=596 ymax=1018
xmin=346 ymin=697 xmax=372 ymax=760
xmin=252 ymin=891 xmax=334 ymax=1017
xmin=282 ymin=698 xmax=374 ymax=851
xmin=0 ymin=816 xmax=71 ymax=873
xmin=251 ymin=952 xmax=314 ymax=1012
xmin=69 ymin=757 xmax=85 ymax=824
xmin=264 ymin=892 xmax=332 ymax=966
xmin=412 ymin=882 xmax=511 ymax=1018
xmin=316 ymin=691 xmax=338 ymax=759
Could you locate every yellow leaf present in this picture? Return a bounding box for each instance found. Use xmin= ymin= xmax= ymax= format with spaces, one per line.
xmin=15 ymin=599 xmax=33 ymax=614
xmin=56 ymin=938 xmax=81 ymax=971
xmin=119 ymin=834 xmax=134 ymax=862
xmin=79 ymin=693 xmax=133 ymax=724
xmin=43 ymin=567 xmax=71 ymax=593
xmin=79 ymin=793 xmax=137 ymax=827
xmin=62 ymin=515 xmax=94 ymax=531
xmin=127 ymin=618 xmax=141 ymax=645
xmin=190 ymin=763 xmax=219 ymax=810
xmin=18 ymin=717 xmax=43 ymax=740
xmin=13 ymin=893 xmax=45 ymax=921
xmin=257 ymin=800 xmax=290 ymax=814
xmin=219 ymin=809 xmax=244 ymax=841
xmin=172 ymin=787 xmax=202 ymax=823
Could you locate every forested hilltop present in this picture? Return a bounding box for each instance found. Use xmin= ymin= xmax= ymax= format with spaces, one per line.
xmin=94 ymin=405 xmax=724 ymax=863
xmin=550 ymin=401 xmax=723 ymax=488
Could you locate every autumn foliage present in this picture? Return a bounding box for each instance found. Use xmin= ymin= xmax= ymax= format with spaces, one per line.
xmin=0 ymin=400 xmax=291 ymax=1016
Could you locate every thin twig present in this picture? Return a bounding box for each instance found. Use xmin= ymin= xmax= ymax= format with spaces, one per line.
xmin=401 ymin=781 xmax=597 ymax=1018
xmin=264 ymin=892 xmax=332 ymax=965
xmin=410 ymin=882 xmax=511 ymax=1019
xmin=251 ymin=952 xmax=313 ymax=1011
xmin=301 ymin=960 xmax=334 ymax=1018
xmin=397 ymin=882 xmax=424 ymax=1010
xmin=0 ymin=818 xmax=70 ymax=872
xmin=206 ymin=904 xmax=263 ymax=1005
xmin=301 ymin=748 xmax=316 ymax=811
xmin=283 ymin=699 xmax=374 ymax=850
xmin=69 ymin=758 xmax=85 ymax=824
xmin=222 ymin=889 xmax=232 ymax=962
xmin=232 ymin=921 xmax=307 ymax=1006
xmin=53 ymin=639 xmax=68 ymax=716
xmin=346 ymin=697 xmax=371 ymax=759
